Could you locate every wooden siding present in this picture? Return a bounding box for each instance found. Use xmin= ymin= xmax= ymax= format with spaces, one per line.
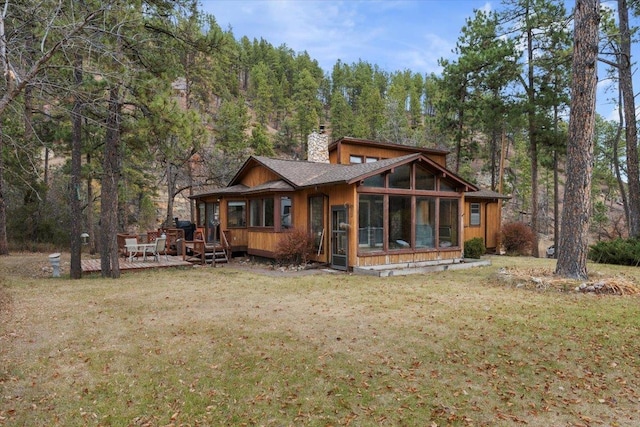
xmin=241 ymin=166 xmax=280 ymax=187
xmin=333 ymin=143 xmax=447 ymax=167
xmin=248 ymin=230 xmax=283 ymax=257
xmin=355 ymin=249 xmax=460 ymax=267
xmin=225 ymin=227 xmax=248 ymax=251
xmin=463 ymin=200 xmax=501 ymax=250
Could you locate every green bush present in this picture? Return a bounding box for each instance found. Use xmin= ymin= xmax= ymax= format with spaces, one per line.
xmin=588 ymin=238 xmax=640 ymax=266
xmin=464 ymin=237 xmax=485 ymax=259
xmin=501 ymin=222 xmax=535 ymax=256
xmin=274 ymin=227 xmax=315 ymax=265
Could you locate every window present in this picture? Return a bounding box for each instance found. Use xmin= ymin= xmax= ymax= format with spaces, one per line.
xmin=440 ymin=179 xmax=456 ymax=192
xmin=249 ymin=198 xmax=274 ymax=227
xmin=389 ymin=165 xmax=411 ymax=189
xmin=309 ymin=195 xmax=324 ymax=253
xmin=206 ymin=202 xmax=220 ymax=242
xmin=362 ymin=173 xmax=385 ymax=187
xmin=227 ymin=201 xmax=246 ymax=228
xmin=415 ymin=165 xmax=435 ymax=190
xmin=470 ymin=203 xmax=481 ymax=226
xmin=281 ymin=197 xmax=292 ymax=229
xmin=415 ymin=198 xmax=435 ymax=248
xmin=439 ymin=199 xmax=458 ymax=247
xmin=365 ymin=157 xmax=378 ymax=163
xmin=356 ymin=161 xmax=463 ymax=254
xmin=358 ymin=194 xmax=384 ymax=252
xmin=350 ymin=155 xmax=364 ymax=164
xmin=389 ymin=196 xmax=412 ymax=249
xmin=197 ymin=202 xmax=205 ymax=227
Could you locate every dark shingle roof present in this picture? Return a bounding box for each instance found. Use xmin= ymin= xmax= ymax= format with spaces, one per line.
xmin=465 ymin=189 xmax=511 ymax=200
xmin=192 ymin=153 xmax=478 ymax=199
xmin=251 ymin=154 xmax=420 ymax=187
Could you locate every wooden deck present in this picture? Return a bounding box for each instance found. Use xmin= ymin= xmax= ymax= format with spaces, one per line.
xmin=81 ymin=255 xmax=192 ymax=274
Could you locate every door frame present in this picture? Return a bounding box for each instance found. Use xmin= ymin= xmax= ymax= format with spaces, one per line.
xmin=331 ymin=205 xmax=348 ymax=270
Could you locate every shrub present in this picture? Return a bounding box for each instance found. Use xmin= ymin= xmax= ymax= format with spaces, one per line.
xmin=274 ymin=227 xmax=315 ymax=265
xmin=464 ymin=237 xmax=485 ymax=259
xmin=501 ymin=222 xmax=535 ymax=256
xmin=589 ymin=238 xmax=640 ymax=266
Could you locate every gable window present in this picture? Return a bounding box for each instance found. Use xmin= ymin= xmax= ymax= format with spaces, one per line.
xmin=470 ymin=203 xmax=481 ymax=226
xmin=415 ymin=165 xmax=435 ymax=190
xmin=362 ymin=173 xmax=385 ymax=187
xmin=389 ymin=165 xmax=411 ymax=189
xmin=250 ymin=198 xmax=274 ymax=227
xmin=440 ymin=180 xmax=456 ymax=192
xmin=227 ymin=201 xmax=246 ymax=228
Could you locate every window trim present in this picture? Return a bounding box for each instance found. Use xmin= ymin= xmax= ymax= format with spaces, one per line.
xmin=249 ymin=197 xmax=275 ymax=228
xmin=470 ymin=202 xmax=481 ymax=227
xmin=227 ymin=200 xmax=247 ymax=228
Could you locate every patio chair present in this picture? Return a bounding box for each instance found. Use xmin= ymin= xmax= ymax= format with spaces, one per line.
xmin=124 ymin=237 xmax=140 ymax=262
xmin=146 ymin=236 xmax=168 ymax=261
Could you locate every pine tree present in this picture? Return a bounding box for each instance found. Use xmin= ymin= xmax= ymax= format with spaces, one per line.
xmin=556 ymin=0 xmax=600 ymax=279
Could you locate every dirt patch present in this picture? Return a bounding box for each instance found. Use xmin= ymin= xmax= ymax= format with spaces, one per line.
xmin=227 ymin=256 xmax=339 ymax=277
xmin=494 ymin=266 xmax=640 ymax=295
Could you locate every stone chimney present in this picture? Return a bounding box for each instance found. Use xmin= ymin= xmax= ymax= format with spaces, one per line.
xmin=307 ymin=126 xmax=329 ymax=163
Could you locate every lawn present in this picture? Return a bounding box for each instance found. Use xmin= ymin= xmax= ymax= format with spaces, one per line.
xmin=1 ymin=254 xmax=639 ymax=426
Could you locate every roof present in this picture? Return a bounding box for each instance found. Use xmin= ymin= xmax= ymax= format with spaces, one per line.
xmin=465 ymin=189 xmax=511 ymax=200
xmin=191 ymin=153 xmax=478 ymax=199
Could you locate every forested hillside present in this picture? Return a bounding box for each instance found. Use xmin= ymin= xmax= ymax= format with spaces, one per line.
xmin=0 ymin=0 xmax=635 ymax=269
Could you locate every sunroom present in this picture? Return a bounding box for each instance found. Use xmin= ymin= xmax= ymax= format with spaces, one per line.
xmin=353 ymin=159 xmax=469 ymax=267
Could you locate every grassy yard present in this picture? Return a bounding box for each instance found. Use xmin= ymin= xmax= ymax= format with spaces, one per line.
xmin=1 ymin=254 xmax=640 ymax=426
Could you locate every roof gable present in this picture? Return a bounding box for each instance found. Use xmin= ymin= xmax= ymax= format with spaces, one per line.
xmin=190 ymin=153 xmax=477 ymax=199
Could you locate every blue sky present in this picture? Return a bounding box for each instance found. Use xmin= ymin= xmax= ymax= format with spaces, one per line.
xmin=201 ymin=0 xmax=494 ymax=75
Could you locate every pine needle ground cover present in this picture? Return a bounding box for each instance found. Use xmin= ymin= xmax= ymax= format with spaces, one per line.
xmin=1 ymin=254 xmax=639 ymax=426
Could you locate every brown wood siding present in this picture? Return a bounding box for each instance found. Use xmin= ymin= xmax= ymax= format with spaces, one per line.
xmin=248 ymin=230 xmax=282 ymax=257
xmin=464 ymin=200 xmax=501 ymax=250
xmin=355 ymin=249 xmax=461 ymax=267
xmin=225 ymin=227 xmax=248 ymax=251
xmin=288 ymin=189 xmax=330 ymax=264
xmin=336 ymin=144 xmax=447 ymax=167
xmin=485 ymin=202 xmax=501 ymax=249
xmin=241 ymin=166 xmax=280 ymax=187
xmin=329 ymin=150 xmax=338 ymax=164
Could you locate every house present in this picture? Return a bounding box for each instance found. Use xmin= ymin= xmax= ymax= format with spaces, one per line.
xmin=190 ymin=134 xmax=509 ymax=271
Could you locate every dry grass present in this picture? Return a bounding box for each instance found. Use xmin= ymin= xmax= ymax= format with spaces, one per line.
xmin=1 ymin=253 xmax=640 ymax=426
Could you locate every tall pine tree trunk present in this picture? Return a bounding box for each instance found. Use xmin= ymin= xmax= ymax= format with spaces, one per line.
xmin=526 ymin=7 xmax=540 ymax=258
xmin=0 ymin=7 xmax=9 ymax=255
xmin=0 ymin=128 xmax=7 ymax=255
xmin=556 ymin=0 xmax=600 ymax=279
xmin=617 ymin=0 xmax=640 ymax=237
xmin=70 ymin=54 xmax=83 ymax=279
xmin=87 ymin=151 xmax=96 ymax=255
xmin=100 ymin=86 xmax=122 ymax=278
xmin=613 ymin=94 xmax=629 ymax=226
